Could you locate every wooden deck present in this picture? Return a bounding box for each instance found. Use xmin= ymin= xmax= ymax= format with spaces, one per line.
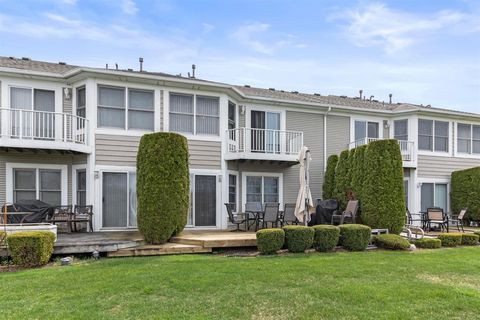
xmin=170 ymin=230 xmax=257 ymax=248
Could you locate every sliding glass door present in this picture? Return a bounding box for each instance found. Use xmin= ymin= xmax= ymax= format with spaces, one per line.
xmin=102 ymin=172 xmax=137 ymax=228
xmin=188 ymin=174 xmax=217 ymax=227
xmin=250 ymin=110 xmax=280 ymax=153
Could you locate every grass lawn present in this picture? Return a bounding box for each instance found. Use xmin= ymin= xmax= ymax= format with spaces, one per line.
xmin=1 ymin=248 xmax=480 ymax=319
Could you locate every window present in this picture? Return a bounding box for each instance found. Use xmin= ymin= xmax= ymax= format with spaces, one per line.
xmin=98 ymin=86 xmax=125 ymax=128
xmin=13 ymin=168 xmax=62 ymax=206
xmin=76 ymin=169 xmax=86 ymax=206
xmin=228 ymin=174 xmax=237 ymax=212
xmin=246 ymin=175 xmax=280 ymax=204
xmin=102 ymin=171 xmax=137 ymax=228
xmin=354 ymin=120 xmax=379 ymax=141
xmin=394 ymin=119 xmax=408 ymax=141
xmin=169 ymin=92 xmax=220 ymax=136
xmin=76 ymin=87 xmax=86 ymax=118
xmin=128 ymin=89 xmax=154 ymax=131
xmin=418 ymin=119 xmax=449 ymax=152
xmin=421 ymin=182 xmax=448 ymax=212
xmin=228 ymin=101 xmax=236 ymax=130
xmin=457 ymin=123 xmax=480 ymax=154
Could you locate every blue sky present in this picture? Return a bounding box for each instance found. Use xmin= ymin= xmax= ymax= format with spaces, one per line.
xmin=0 ymin=0 xmax=479 ymax=112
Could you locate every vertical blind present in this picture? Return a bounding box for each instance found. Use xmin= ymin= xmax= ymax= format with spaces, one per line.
xmin=98 ymin=86 xmax=125 ymax=128
xmin=102 ymin=172 xmax=128 ymax=228
xmin=11 ymin=87 xmax=32 ymax=110
xmin=128 ymin=89 xmax=154 ymax=131
xmin=39 ymin=169 xmax=61 ymax=205
xmin=13 ymin=169 xmax=36 ymax=202
xmin=77 ymin=170 xmax=87 ymax=206
xmin=394 ymin=119 xmax=408 ymax=141
xmin=196 ymin=96 xmax=219 ymax=135
xmin=457 ymin=124 xmax=471 ymax=153
xmin=228 ymin=174 xmax=237 ymax=211
xmin=418 ymin=119 xmax=433 ymax=151
xmin=246 ymin=176 xmax=262 ymax=203
xmin=34 ymin=90 xmax=55 ymax=112
xmin=170 ymin=93 xmax=194 ymax=133
xmin=264 ymin=177 xmax=279 ymax=203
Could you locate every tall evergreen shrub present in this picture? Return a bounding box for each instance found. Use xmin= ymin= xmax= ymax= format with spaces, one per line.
xmin=351 ymin=145 xmax=367 ymax=200
xmin=451 ymin=167 xmax=480 ymax=222
xmin=361 ymin=140 xmax=405 ymax=234
xmin=137 ymin=132 xmax=190 ymax=244
xmin=334 ymin=150 xmax=350 ymax=209
xmin=322 ymin=154 xmax=338 ymax=199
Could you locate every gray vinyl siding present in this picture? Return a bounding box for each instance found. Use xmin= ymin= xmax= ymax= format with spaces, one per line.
xmin=63 ymin=87 xmax=72 ymax=114
xmin=326 ymin=115 xmax=350 ymax=157
xmin=95 ymin=134 xmax=221 ymax=169
xmin=417 ymin=155 xmax=480 ymax=179
xmin=239 ymin=108 xmax=245 ymax=128
xmin=284 ymin=111 xmax=324 ymax=203
xmin=383 ymin=125 xmax=390 ymax=139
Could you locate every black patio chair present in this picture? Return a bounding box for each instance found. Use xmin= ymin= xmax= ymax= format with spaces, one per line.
xmin=225 ymin=203 xmax=247 ymax=231
xmin=281 ymin=203 xmax=298 ymax=226
xmin=258 ymin=203 xmax=281 ymax=229
xmin=449 ymin=208 xmax=468 ymax=232
xmin=331 ymin=200 xmax=359 ymax=225
xmin=426 ymin=207 xmax=449 ymax=233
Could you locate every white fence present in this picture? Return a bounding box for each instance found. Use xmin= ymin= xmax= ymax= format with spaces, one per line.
xmin=349 ymin=137 xmax=414 ymax=162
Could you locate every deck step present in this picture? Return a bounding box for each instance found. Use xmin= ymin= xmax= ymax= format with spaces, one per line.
xmin=107 ymin=243 xmax=212 ymax=257
xmin=170 ymin=232 xmax=257 ymax=248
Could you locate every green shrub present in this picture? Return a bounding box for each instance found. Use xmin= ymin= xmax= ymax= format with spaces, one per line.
xmin=0 ymin=231 xmax=6 ymax=245
xmin=414 ymin=238 xmax=442 ymax=249
xmin=339 ymin=224 xmax=371 ymax=251
xmin=137 ymin=132 xmax=190 ymax=244
xmin=322 ymin=155 xmax=338 ymax=199
xmin=282 ymin=226 xmax=314 ymax=253
xmin=474 ymin=231 xmax=480 ymax=238
xmin=334 ymin=150 xmax=351 ymax=209
xmin=6 ymin=231 xmax=55 ymax=267
xmin=373 ymin=234 xmax=410 ymax=250
xmin=361 ymin=140 xmax=405 ymax=234
xmin=312 ymin=225 xmax=340 ymax=252
xmin=451 ymin=167 xmax=480 ymax=222
xmin=461 ymin=233 xmax=479 ymax=246
xmin=256 ymin=229 xmax=285 ymax=254
xmin=438 ymin=233 xmax=463 ymax=247
xmin=350 ymin=145 xmax=367 ymax=200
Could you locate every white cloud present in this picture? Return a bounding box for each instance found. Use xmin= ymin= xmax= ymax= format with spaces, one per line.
xmin=233 ymin=22 xmax=273 ymax=54
xmin=333 ymin=2 xmax=477 ymax=53
xmin=121 ymin=0 xmax=138 ymax=15
xmin=202 ymin=23 xmax=214 ymax=34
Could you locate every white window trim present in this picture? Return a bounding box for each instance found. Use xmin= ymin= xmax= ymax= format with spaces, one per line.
xmin=72 ymin=164 xmax=87 ymax=206
xmin=6 ymin=163 xmax=68 ymax=205
xmin=454 ymin=122 xmax=480 ymax=159
xmin=418 ymin=178 xmax=450 ymax=213
xmin=241 ymin=172 xmax=283 ymax=212
xmin=350 ymin=117 xmax=384 ymax=142
xmin=245 ymin=105 xmax=286 ymax=131
xmin=227 ymin=170 xmax=239 ymax=213
xmin=417 ymin=118 xmax=452 ymax=156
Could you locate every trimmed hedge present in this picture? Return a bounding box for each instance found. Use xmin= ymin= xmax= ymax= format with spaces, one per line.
xmin=334 ymin=150 xmax=351 ymax=209
xmin=256 ymin=229 xmax=285 ymax=254
xmin=350 ymin=145 xmax=367 ymax=200
xmin=373 ymin=234 xmax=410 ymax=250
xmin=361 ymin=140 xmax=405 ymax=234
xmin=451 ymin=167 xmax=480 ymax=222
xmin=461 ymin=233 xmax=479 ymax=246
xmin=312 ymin=225 xmax=340 ymax=252
xmin=414 ymin=238 xmax=442 ymax=249
xmin=339 ymin=224 xmax=371 ymax=251
xmin=438 ymin=233 xmax=463 ymax=247
xmin=322 ymin=155 xmax=338 ymax=200
xmin=283 ymin=226 xmax=314 ymax=253
xmin=137 ymin=133 xmax=190 ymax=244
xmin=6 ymin=231 xmax=55 ymax=267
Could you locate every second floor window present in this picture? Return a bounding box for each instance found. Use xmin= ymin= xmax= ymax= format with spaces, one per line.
xmin=354 ymin=120 xmax=379 ymax=141
xmin=394 ymin=119 xmax=408 ymax=141
xmin=228 ymin=101 xmax=236 ymax=130
xmin=76 ymin=87 xmax=86 ymax=118
xmin=169 ymin=93 xmax=219 ymax=135
xmin=457 ymin=123 xmax=480 ymax=154
xmin=97 ymin=86 xmax=154 ymax=131
xmin=11 ymin=87 xmax=55 ymax=112
xmin=418 ymin=119 xmax=449 ymax=152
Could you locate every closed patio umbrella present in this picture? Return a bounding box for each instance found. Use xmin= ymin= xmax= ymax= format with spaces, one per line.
xmin=294 ymin=146 xmax=315 ymax=225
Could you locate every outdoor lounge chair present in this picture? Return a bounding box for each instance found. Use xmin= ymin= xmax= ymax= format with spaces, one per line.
xmin=403 ymin=209 xmax=424 ymax=240
xmin=281 ymin=203 xmax=298 ymax=226
xmin=225 ymin=203 xmax=247 ymax=231
xmin=71 ymin=205 xmax=94 ymax=232
xmin=331 ymin=200 xmax=359 ymax=225
xmin=46 ymin=205 xmax=73 ymax=233
xmin=258 ymin=202 xmax=281 ymax=228
xmin=449 ymin=208 xmax=468 ymax=232
xmin=426 ymin=207 xmax=449 ymax=233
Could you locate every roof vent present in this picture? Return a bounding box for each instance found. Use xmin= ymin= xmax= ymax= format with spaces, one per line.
xmin=127 ymin=68 xmax=133 ymax=71
xmin=269 ymin=88 xmax=275 ymax=91
xmin=425 ymin=104 xmax=431 ymax=108
xmin=314 ymin=93 xmax=321 ymax=96
xmin=8 ymin=56 xmax=14 ymax=59
xmin=291 ymin=91 xmax=299 ymax=94
xmin=21 ymin=57 xmax=31 ymax=61
xmin=244 ymin=85 xmax=250 ymax=88
xmin=58 ymin=62 xmax=66 ymax=65
xmin=340 ymin=95 xmax=347 ymax=98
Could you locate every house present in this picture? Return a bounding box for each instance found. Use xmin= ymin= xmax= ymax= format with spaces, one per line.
xmin=0 ymin=56 xmax=479 ymax=230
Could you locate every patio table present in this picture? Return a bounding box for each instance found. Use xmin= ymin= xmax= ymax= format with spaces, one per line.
xmin=245 ymin=210 xmax=263 ymax=231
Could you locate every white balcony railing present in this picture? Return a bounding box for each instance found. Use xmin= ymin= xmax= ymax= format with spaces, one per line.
xmin=226 ymin=128 xmax=303 ymax=160
xmin=349 ymin=138 xmax=415 ymax=163
xmin=0 ymin=109 xmax=89 ymax=150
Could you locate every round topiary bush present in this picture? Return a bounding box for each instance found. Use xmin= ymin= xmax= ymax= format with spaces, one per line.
xmin=414 ymin=238 xmax=442 ymax=249
xmin=6 ymin=231 xmax=55 ymax=267
xmin=461 ymin=233 xmax=479 ymax=246
xmin=256 ymin=229 xmax=285 ymax=254
xmin=438 ymin=233 xmax=463 ymax=247
xmin=282 ymin=226 xmax=314 ymax=253
xmin=137 ymin=132 xmax=190 ymax=244
xmin=312 ymin=225 xmax=340 ymax=252
xmin=361 ymin=140 xmax=405 ymax=234
xmin=339 ymin=224 xmax=371 ymax=251
xmin=322 ymin=155 xmax=338 ymax=200
xmin=373 ymin=234 xmax=410 ymax=250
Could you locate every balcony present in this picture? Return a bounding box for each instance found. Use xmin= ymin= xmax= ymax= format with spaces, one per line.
xmin=225 ymin=128 xmax=303 ymax=162
xmin=349 ymin=138 xmax=416 ymax=167
xmin=0 ymin=109 xmax=90 ymax=153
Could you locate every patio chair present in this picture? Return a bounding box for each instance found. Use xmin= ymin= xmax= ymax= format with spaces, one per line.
xmin=225 ymin=203 xmax=247 ymax=231
xmin=281 ymin=203 xmax=298 ymax=226
xmin=46 ymin=205 xmax=73 ymax=233
xmin=245 ymin=202 xmax=263 ymax=230
xmin=426 ymin=207 xmax=449 ymax=233
xmin=71 ymin=205 xmax=94 ymax=232
xmin=331 ymin=200 xmax=359 ymax=225
xmin=258 ymin=203 xmax=281 ymax=229
xmin=449 ymin=208 xmax=468 ymax=232
xmin=403 ymin=210 xmax=424 ymax=240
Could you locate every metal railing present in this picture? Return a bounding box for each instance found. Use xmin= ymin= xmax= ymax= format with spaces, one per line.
xmin=0 ymin=109 xmax=89 ymax=145
xmin=227 ymin=128 xmax=303 ymax=156
xmin=349 ymin=137 xmax=414 ymax=162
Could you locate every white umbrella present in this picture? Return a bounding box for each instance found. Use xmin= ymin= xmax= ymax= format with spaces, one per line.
xmin=294 ymin=146 xmax=315 ymax=225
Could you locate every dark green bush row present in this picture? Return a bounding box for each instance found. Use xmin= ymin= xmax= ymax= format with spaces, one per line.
xmin=451 ymin=167 xmax=480 ymax=222
xmin=322 ymin=155 xmax=338 ymax=200
xmin=283 ymin=226 xmax=314 ymax=253
xmin=312 ymin=225 xmax=340 ymax=252
xmin=256 ymin=229 xmax=285 ymax=254
xmin=333 ymin=150 xmax=351 ymax=209
xmin=339 ymin=224 xmax=371 ymax=251
xmin=438 ymin=233 xmax=463 ymax=247
xmin=373 ymin=234 xmax=411 ymax=250
xmin=414 ymin=238 xmax=442 ymax=249
xmin=137 ymin=133 xmax=190 ymax=244
xmin=350 ymin=145 xmax=367 ymax=200
xmin=7 ymin=231 xmax=55 ymax=267
xmin=461 ymin=233 xmax=479 ymax=246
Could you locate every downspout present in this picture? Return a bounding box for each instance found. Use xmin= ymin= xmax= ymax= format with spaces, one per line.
xmin=324 ymin=107 xmax=331 ymax=172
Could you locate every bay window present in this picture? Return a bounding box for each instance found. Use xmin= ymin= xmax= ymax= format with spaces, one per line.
xmin=418 ymin=119 xmax=449 ymax=152
xmin=457 ymin=123 xmax=480 ymax=155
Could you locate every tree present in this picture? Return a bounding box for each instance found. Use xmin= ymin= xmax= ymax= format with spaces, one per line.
xmin=350 ymin=145 xmax=367 ymax=200
xmin=322 ymin=154 xmax=338 ymax=199
xmin=334 ymin=150 xmax=350 ymax=209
